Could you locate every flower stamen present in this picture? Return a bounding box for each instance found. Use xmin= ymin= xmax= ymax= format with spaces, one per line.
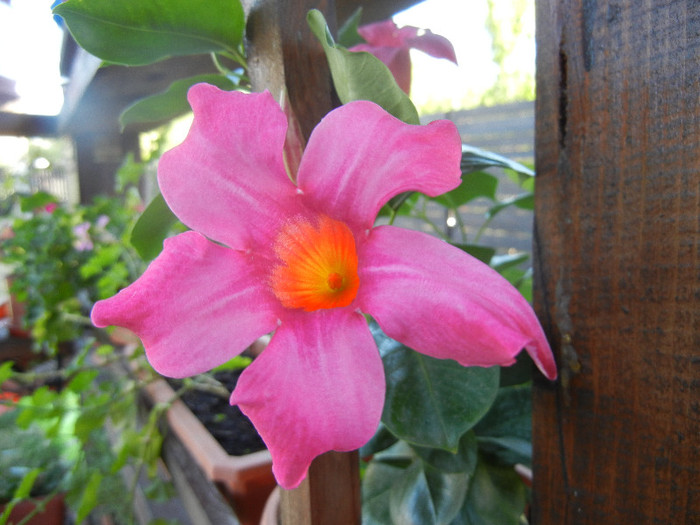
xmin=270 ymin=215 xmax=360 ymax=311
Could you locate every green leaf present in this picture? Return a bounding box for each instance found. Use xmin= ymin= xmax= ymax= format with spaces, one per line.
xmin=461 ymin=144 xmax=534 ymax=178
xmin=76 ymin=471 xmax=102 ymax=524
xmin=66 ymin=370 xmax=99 ymax=393
xmin=337 ymin=7 xmax=364 ymax=47
xmin=452 ymin=244 xmax=496 ymax=264
xmin=389 ymin=462 xmax=470 ymax=525
xmin=490 ymin=252 xmax=529 ymax=273
xmin=450 ymin=458 xmax=527 ymax=525
xmin=0 ymin=362 xmax=14 ymax=386
xmin=412 ymin=431 xmax=478 ymax=474
xmin=473 ymin=384 xmax=533 ymax=466
xmin=54 ymin=0 xmax=245 ymax=66
xmin=433 ymin=171 xmax=498 ymax=208
xmin=19 ymin=192 xmax=57 ymax=212
xmin=307 ymin=9 xmax=420 ymax=124
xmin=363 ymin=458 xmax=407 ymax=525
xmin=130 ymin=193 xmax=180 ymax=261
xmin=372 ymin=323 xmax=500 ymax=451
xmin=360 ymin=422 xmax=399 ymax=458
xmin=12 ymin=467 xmax=40 ymax=499
xmin=120 ymin=74 xmax=237 ymax=129
xmin=486 ymin=192 xmax=534 ymax=220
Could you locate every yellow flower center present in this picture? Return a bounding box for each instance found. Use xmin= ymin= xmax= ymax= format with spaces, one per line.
xmin=270 ymin=215 xmax=360 ymax=312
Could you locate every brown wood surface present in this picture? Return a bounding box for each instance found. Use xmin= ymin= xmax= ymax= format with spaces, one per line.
xmin=279 ymin=451 xmax=362 ymax=525
xmin=532 ymin=1 xmax=700 ymax=523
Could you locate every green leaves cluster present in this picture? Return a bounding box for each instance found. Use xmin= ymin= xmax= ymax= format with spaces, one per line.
xmin=362 ymin=324 xmax=533 ymax=525
xmin=3 ymin=191 xmax=143 ymax=354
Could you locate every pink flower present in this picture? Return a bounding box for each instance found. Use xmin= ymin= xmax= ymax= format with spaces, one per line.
xmin=349 ymin=19 xmax=458 ymax=93
xmin=91 ymin=84 xmax=556 ymax=489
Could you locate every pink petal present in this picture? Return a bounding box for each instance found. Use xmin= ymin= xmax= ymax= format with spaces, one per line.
xmin=296 ymin=101 xmax=462 ymax=231
xmin=357 ymin=226 xmax=557 ymax=380
xmin=91 ymin=231 xmax=281 ymax=378
xmin=158 ymin=85 xmax=300 ymax=251
xmin=231 ymin=309 xmax=385 ymax=489
xmin=356 ymin=19 xmax=413 ymax=47
xmin=406 ymin=30 xmax=458 ymax=64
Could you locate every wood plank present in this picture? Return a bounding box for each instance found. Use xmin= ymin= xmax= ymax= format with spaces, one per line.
xmin=532 ymin=1 xmax=700 ymax=523
xmin=279 ymin=451 xmax=361 ymax=525
xmin=0 ymin=112 xmax=58 ymax=137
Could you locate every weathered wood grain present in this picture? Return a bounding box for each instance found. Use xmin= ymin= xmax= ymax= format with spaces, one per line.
xmin=532 ymin=1 xmax=700 ymax=523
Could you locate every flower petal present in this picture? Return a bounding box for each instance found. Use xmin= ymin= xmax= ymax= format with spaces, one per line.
xmin=91 ymin=231 xmax=280 ymax=378
xmin=406 ymin=30 xmax=458 ymax=64
xmin=297 ymin=101 xmax=462 ymax=231
xmin=356 ymin=19 xmax=415 ymax=47
xmin=357 ymin=226 xmax=557 ymax=380
xmin=230 ymin=309 xmax=385 ymax=489
xmin=158 ymin=85 xmax=300 ymax=250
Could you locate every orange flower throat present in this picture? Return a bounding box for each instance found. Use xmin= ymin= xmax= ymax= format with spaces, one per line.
xmin=270 ymin=215 xmax=360 ymax=312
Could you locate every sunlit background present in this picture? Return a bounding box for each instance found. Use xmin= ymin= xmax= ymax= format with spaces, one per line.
xmin=0 ymin=0 xmax=535 ymax=184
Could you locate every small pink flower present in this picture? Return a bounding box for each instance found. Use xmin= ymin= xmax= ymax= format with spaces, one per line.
xmin=91 ymin=85 xmax=556 ymax=489
xmin=350 ymin=19 xmax=457 ymax=93
xmin=73 ymin=221 xmax=93 ymax=251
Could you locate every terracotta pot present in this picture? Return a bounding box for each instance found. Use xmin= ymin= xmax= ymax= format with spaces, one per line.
xmin=144 ymin=378 xmax=275 ymax=525
xmin=0 ymin=493 xmax=65 ymax=525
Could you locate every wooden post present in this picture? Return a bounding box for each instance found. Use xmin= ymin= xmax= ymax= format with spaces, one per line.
xmin=244 ymin=1 xmax=362 ymax=523
xmin=532 ymin=1 xmax=699 ymax=523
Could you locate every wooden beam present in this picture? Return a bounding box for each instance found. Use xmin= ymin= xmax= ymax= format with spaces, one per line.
xmin=0 ymin=112 xmax=58 ymax=137
xmin=532 ymin=1 xmax=700 ymax=523
xmin=244 ymin=1 xmax=365 ymax=522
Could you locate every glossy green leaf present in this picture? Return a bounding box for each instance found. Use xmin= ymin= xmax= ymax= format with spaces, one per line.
xmin=372 ymin=323 xmax=500 ymax=451
xmin=130 ymin=193 xmax=180 ymax=261
xmin=474 ymin=384 xmax=533 ymax=466
xmin=307 ymin=9 xmax=420 ymax=124
xmin=452 ymin=244 xmax=495 ymax=264
xmin=363 ymin=458 xmax=406 ymax=525
xmin=433 ymin=171 xmax=498 ymax=208
xmin=486 ymin=192 xmax=534 ymax=220
xmin=490 ymin=252 xmax=529 ymax=272
xmin=360 ymin=422 xmax=399 ymax=458
xmin=461 ymin=144 xmax=534 ymax=177
xmin=390 ymin=462 xmax=470 ymax=525
xmin=449 ymin=458 xmax=527 ymax=525
xmin=412 ymin=431 xmax=478 ymax=474
xmin=120 ymin=74 xmax=237 ymax=129
xmin=54 ymin=0 xmax=245 ymax=66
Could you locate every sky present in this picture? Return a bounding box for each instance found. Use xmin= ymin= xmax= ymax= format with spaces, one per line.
xmin=0 ymin=0 xmax=64 ymax=115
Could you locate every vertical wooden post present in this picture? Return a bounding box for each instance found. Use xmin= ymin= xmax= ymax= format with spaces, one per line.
xmin=244 ymin=1 xmax=361 ymax=523
xmin=532 ymin=1 xmax=699 ymax=523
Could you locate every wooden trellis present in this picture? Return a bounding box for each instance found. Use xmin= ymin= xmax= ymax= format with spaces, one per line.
xmin=532 ymin=0 xmax=699 ymax=523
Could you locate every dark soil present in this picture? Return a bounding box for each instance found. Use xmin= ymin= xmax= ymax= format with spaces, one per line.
xmin=168 ymin=370 xmax=266 ymax=456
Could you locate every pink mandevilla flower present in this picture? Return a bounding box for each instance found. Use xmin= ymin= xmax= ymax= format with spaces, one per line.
xmin=350 ymin=19 xmax=458 ymax=93
xmin=91 ymin=84 xmax=556 ymax=489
